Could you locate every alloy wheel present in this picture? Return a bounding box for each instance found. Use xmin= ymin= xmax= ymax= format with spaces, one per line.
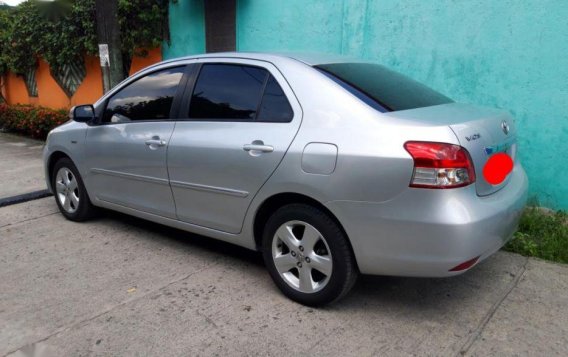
xmin=55 ymin=167 xmax=80 ymax=214
xmin=271 ymin=220 xmax=333 ymax=293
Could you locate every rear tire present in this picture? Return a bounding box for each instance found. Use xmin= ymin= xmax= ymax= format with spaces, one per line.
xmin=51 ymin=158 xmax=97 ymax=221
xmin=262 ymin=204 xmax=358 ymax=306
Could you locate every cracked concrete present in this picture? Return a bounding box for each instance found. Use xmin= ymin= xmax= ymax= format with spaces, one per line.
xmin=457 ymin=258 xmax=528 ymax=356
xmin=1 ymin=197 xmax=567 ymax=356
xmin=467 ymin=258 xmax=568 ymax=356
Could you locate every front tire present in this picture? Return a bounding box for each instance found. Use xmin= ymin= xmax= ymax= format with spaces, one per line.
xmin=262 ymin=204 xmax=358 ymax=306
xmin=51 ymin=158 xmax=96 ymax=221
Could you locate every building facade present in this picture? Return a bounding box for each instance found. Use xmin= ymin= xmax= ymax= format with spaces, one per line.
xmin=164 ymin=0 xmax=568 ymax=210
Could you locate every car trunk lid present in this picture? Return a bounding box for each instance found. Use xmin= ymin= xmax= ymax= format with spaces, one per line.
xmin=385 ymin=103 xmax=517 ymax=196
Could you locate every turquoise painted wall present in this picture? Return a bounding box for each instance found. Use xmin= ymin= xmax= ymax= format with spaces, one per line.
xmin=166 ymin=0 xmax=568 ymax=209
xmin=163 ymin=0 xmax=205 ymax=58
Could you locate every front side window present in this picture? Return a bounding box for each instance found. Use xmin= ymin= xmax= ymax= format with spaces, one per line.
xmin=188 ymin=64 xmax=293 ymax=122
xmin=103 ymin=66 xmax=185 ymax=123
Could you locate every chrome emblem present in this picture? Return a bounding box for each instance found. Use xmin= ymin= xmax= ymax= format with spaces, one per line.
xmin=465 ymin=133 xmax=481 ymax=142
xmin=501 ymin=120 xmax=510 ymax=135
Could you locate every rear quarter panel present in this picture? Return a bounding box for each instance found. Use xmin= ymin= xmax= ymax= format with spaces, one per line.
xmin=241 ymin=60 xmax=461 ymax=244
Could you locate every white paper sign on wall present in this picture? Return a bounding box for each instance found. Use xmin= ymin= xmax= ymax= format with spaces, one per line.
xmin=98 ymin=44 xmax=110 ymax=67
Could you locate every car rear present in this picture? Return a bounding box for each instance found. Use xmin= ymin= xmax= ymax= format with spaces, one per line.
xmin=316 ymin=61 xmax=528 ymax=277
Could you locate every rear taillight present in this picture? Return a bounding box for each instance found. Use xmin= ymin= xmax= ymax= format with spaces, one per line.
xmin=404 ymin=141 xmax=476 ymax=189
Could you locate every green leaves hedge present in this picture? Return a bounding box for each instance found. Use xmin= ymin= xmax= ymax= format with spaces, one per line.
xmin=0 ymin=0 xmax=169 ymax=77
xmin=0 ymin=103 xmax=67 ymax=140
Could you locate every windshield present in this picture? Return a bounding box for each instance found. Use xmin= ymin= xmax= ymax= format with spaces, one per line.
xmin=316 ymin=63 xmax=453 ymax=112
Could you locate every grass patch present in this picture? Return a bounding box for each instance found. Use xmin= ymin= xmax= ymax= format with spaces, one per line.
xmin=504 ymin=207 xmax=568 ymax=264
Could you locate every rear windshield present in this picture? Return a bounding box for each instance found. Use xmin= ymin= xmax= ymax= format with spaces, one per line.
xmin=316 ymin=63 xmax=453 ymax=112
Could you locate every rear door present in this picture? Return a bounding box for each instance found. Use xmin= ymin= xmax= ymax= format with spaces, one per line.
xmin=168 ymin=59 xmax=302 ymax=233
xmin=85 ymin=65 xmax=188 ymax=218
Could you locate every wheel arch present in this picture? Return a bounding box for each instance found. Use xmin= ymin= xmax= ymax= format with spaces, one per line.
xmin=47 ymin=151 xmax=72 ymax=190
xmin=253 ymin=192 xmax=357 ymax=267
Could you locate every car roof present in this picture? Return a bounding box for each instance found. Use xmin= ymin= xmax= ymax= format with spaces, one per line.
xmin=152 ymin=51 xmax=364 ymax=68
xmin=100 ymin=52 xmax=366 ymax=106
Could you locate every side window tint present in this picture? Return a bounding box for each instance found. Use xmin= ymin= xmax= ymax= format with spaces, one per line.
xmin=103 ymin=66 xmax=185 ymax=123
xmin=257 ymin=75 xmax=293 ymax=122
xmin=189 ymin=64 xmax=267 ymax=120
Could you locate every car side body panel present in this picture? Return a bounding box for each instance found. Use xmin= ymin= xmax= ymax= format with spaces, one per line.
xmin=44 ymin=121 xmax=88 ymax=193
xmin=167 ymin=58 xmax=303 ymax=234
xmin=85 ymin=122 xmax=177 ymax=218
xmin=43 ymin=52 xmax=528 ymax=277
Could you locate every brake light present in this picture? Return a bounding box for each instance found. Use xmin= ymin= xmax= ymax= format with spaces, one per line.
xmin=404 ymin=141 xmax=476 ymax=189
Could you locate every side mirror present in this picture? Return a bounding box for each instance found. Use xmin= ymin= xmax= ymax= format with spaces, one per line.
xmin=70 ymin=105 xmax=95 ymax=123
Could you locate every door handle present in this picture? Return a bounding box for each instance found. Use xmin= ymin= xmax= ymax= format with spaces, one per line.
xmin=243 ymin=143 xmax=274 ymax=153
xmin=145 ymin=138 xmax=166 ymax=147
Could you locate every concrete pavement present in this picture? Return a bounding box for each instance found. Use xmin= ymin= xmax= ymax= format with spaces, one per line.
xmin=0 ymin=132 xmax=566 ymax=356
xmin=0 ymin=133 xmax=46 ymax=198
xmin=1 ymin=197 xmax=567 ymax=356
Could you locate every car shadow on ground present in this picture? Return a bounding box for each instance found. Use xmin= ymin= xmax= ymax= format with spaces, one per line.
xmin=97 ymin=208 xmax=521 ymax=314
xmin=98 ymin=208 xmax=265 ymax=266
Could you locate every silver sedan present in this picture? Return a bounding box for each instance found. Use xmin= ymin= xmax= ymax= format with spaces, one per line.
xmin=43 ymin=52 xmax=528 ymax=306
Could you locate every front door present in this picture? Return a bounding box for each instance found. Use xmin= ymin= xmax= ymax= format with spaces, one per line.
xmin=85 ymin=66 xmax=187 ymax=218
xmin=168 ymin=60 xmax=302 ymax=233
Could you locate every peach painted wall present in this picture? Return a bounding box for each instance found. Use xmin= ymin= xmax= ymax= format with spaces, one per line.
xmin=70 ymin=55 xmax=104 ymax=107
xmin=4 ymin=72 xmax=30 ymax=105
xmin=36 ymin=58 xmax=73 ymax=109
xmin=3 ymin=48 xmax=162 ymax=109
xmin=129 ymin=47 xmax=162 ymax=76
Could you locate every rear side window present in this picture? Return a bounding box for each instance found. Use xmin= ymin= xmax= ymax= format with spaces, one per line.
xmin=316 ymin=63 xmax=453 ymax=112
xmin=103 ymin=66 xmax=185 ymax=123
xmin=189 ymin=64 xmax=266 ymax=120
xmin=188 ymin=64 xmax=293 ymax=122
xmin=257 ymin=75 xmax=294 ymax=122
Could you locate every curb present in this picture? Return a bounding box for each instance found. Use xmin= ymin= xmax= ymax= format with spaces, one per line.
xmin=0 ymin=190 xmax=52 ymax=208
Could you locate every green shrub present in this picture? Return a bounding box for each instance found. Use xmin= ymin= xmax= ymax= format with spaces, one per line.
xmin=505 ymin=207 xmax=568 ymax=264
xmin=0 ymin=103 xmax=67 ymax=140
xmin=0 ymin=0 xmax=170 ymax=77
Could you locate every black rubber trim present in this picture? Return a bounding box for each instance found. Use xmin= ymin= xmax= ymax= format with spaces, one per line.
xmin=0 ymin=190 xmax=52 ymax=208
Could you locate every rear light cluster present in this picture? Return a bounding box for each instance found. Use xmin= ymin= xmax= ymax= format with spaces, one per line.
xmin=404 ymin=141 xmax=476 ymax=189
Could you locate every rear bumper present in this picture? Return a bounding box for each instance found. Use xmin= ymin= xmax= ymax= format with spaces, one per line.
xmin=326 ymin=163 xmax=528 ymax=277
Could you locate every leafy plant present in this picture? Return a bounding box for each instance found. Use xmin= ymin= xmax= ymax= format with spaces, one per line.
xmin=119 ymin=0 xmax=170 ymax=58
xmin=0 ymin=7 xmax=11 ymax=102
xmin=0 ymin=7 xmax=12 ymax=77
xmin=0 ymin=103 xmax=68 ymax=139
xmin=505 ymin=207 xmax=568 ymax=264
xmin=0 ymin=0 xmax=170 ymax=77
